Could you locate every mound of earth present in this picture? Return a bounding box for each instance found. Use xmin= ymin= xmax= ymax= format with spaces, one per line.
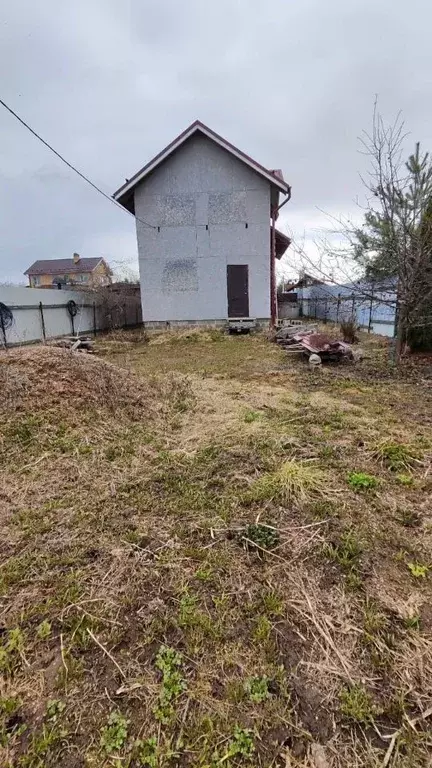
xmin=0 ymin=346 xmax=160 ymax=416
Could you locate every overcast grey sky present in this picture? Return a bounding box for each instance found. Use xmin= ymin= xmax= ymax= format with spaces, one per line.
xmin=1 ymin=0 xmax=431 ymax=283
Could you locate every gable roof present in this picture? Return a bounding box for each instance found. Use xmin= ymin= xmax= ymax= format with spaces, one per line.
xmin=25 ymin=258 xmax=106 ymax=276
xmin=113 ymin=120 xmax=290 ymax=212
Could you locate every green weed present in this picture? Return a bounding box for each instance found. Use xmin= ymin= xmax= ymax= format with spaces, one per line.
xmin=323 ymin=530 xmax=362 ymax=570
xmin=154 ymin=646 xmax=186 ymax=723
xmin=19 ymin=722 xmax=67 ymax=767
xmin=244 ymin=676 xmax=270 ymax=703
xmin=3 ymin=415 xmax=42 ymax=447
xmin=404 ymin=614 xmax=421 ymax=630
xmin=372 ymin=440 xmax=419 ymax=471
xmin=347 ymin=472 xmax=379 ymax=491
xmin=134 ymin=735 xmax=179 ymax=766
xmin=100 ymin=710 xmax=129 ymax=754
xmin=134 ymin=736 xmax=157 ymax=766
xmin=0 ymin=696 xmax=24 ymax=746
xmin=362 ymin=599 xmax=388 ymax=636
xmin=407 ymin=562 xmax=429 ymax=579
xmin=323 ymin=530 xmax=363 ymax=591
xmin=319 ymin=445 xmax=337 ymax=459
xmin=36 ymin=620 xmax=52 ymax=640
xmin=260 ymin=589 xmax=284 ymax=617
xmin=345 ymin=571 xmax=363 ymax=591
xmin=253 ymin=615 xmax=272 ymax=644
xmin=243 ymin=523 xmax=280 ymax=551
xmin=339 ymin=684 xmax=376 ymax=724
xmin=178 ymin=593 xmax=215 ymax=640
xmin=0 ymin=627 xmax=26 ymax=674
xmin=244 ymin=410 xmax=260 ymax=424
xmin=396 ymin=473 xmax=414 ymax=486
xmin=309 ymin=499 xmax=337 ymax=520
xmin=195 ymin=565 xmax=213 ymax=582
xmin=221 ymin=726 xmax=255 ymax=762
xmin=46 ymin=700 xmax=66 ymax=722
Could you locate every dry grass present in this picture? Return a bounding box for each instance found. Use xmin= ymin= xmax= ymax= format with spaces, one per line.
xmin=0 ymin=332 xmax=431 ymax=768
xmin=249 ymin=459 xmax=330 ymax=505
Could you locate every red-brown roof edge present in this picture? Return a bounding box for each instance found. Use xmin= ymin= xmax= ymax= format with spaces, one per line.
xmin=113 ymin=120 xmax=289 ymax=204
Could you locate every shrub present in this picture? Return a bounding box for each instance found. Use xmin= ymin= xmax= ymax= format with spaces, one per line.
xmin=340 ymin=318 xmax=358 ymax=344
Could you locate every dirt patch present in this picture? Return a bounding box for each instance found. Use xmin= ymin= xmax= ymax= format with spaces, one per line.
xmin=291 ymin=676 xmax=334 ymax=742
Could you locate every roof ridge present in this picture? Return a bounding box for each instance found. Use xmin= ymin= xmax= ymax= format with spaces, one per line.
xmin=113 ymin=120 xmax=289 ymax=211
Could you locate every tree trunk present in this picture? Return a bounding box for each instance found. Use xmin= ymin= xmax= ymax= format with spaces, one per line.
xmin=394 ymin=294 xmax=406 ymax=364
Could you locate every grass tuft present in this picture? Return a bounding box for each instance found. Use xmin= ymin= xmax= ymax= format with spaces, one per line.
xmin=249 ymin=459 xmax=328 ymax=504
xmin=371 ymin=439 xmax=420 ymax=471
xmin=339 ymin=684 xmax=377 ymax=724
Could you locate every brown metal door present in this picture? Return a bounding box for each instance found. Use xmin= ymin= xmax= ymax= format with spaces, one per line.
xmin=227 ymin=265 xmax=249 ymax=317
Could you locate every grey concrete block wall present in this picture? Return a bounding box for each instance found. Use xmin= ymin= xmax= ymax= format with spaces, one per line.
xmin=134 ymin=134 xmax=271 ymax=322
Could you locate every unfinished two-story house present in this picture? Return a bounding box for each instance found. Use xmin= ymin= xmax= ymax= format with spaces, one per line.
xmin=113 ymin=120 xmax=291 ymax=327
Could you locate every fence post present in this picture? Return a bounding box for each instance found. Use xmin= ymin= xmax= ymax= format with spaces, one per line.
xmin=0 ymin=310 xmax=7 ymax=349
xmin=93 ymin=301 xmax=97 ymax=336
xmin=368 ymin=284 xmax=374 ymax=333
xmin=39 ymin=301 xmax=46 ymax=342
xmin=351 ymin=293 xmax=356 ymax=319
xmin=323 ymin=298 xmax=328 ymax=324
xmin=336 ymin=294 xmax=341 ymax=324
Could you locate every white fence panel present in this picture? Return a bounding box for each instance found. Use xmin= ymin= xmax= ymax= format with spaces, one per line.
xmin=0 ymin=285 xmax=141 ymax=346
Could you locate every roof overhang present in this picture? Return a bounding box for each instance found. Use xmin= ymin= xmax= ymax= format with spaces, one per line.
xmin=275 ymin=228 xmax=291 ymax=260
xmin=113 ymin=120 xmax=290 ymax=213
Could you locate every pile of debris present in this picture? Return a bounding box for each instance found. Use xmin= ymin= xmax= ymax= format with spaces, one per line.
xmin=47 ymin=335 xmax=95 ymax=353
xmin=276 ymin=324 xmax=353 ymax=363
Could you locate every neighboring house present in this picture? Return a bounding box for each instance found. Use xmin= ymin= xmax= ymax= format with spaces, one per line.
xmin=24 ymin=254 xmax=112 ymax=288
xmin=113 ymin=120 xmax=291 ymax=326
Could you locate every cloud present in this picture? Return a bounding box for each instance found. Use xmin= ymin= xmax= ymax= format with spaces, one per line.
xmin=1 ymin=0 xmax=432 ymax=284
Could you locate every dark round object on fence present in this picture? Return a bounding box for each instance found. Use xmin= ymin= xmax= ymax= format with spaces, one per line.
xmin=66 ymin=300 xmax=79 ymax=317
xmin=0 ymin=302 xmax=14 ymax=331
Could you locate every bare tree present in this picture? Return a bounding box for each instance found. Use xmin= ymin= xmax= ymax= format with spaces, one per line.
xmin=357 ymin=107 xmax=432 ymax=358
xmin=279 ymin=105 xmax=432 ymax=361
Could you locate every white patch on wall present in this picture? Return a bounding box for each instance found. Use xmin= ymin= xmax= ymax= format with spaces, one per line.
xmin=157 ymin=196 xmax=196 ymax=226
xmin=163 ymin=259 xmax=199 ymax=292
xmin=208 ymin=191 xmax=247 ymax=224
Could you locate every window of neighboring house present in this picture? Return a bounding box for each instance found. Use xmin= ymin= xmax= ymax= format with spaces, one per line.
xmin=79 ymin=273 xmax=89 ymax=282
xmin=32 ymin=275 xmax=40 ymax=286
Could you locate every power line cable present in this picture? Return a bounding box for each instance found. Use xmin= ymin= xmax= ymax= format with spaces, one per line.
xmin=0 ymin=97 xmax=156 ymax=229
